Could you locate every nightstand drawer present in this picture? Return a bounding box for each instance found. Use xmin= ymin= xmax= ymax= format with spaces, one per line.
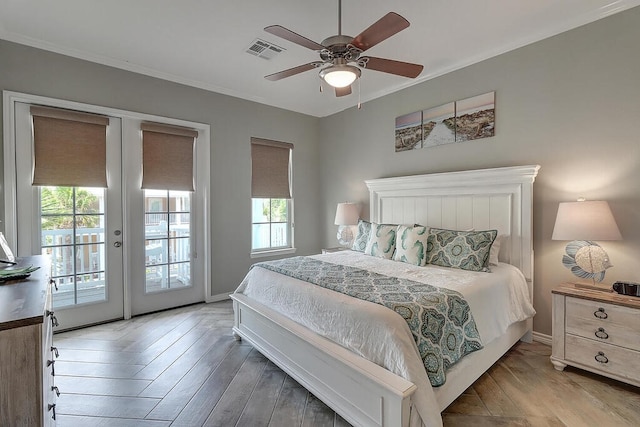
xmin=565 ymin=334 xmax=640 ymax=383
xmin=565 ymin=297 xmax=640 ymax=351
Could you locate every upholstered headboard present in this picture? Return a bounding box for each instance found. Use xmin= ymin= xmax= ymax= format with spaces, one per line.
xmin=365 ymin=165 xmax=540 ymax=293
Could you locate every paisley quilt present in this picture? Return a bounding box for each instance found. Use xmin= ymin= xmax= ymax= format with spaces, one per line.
xmin=252 ymin=256 xmax=483 ymax=386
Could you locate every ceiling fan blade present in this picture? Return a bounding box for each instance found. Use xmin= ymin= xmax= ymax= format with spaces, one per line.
xmin=264 ymin=25 xmax=325 ymax=51
xmin=360 ymin=56 xmax=423 ymax=78
xmin=265 ymin=62 xmax=324 ymax=81
xmin=335 ymin=86 xmax=352 ymax=97
xmin=350 ymin=12 xmax=410 ymax=52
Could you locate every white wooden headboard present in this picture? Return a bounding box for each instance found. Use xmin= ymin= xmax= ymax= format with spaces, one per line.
xmin=365 ymin=165 xmax=540 ymax=289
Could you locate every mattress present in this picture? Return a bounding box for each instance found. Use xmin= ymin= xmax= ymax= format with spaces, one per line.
xmin=234 ymin=250 xmax=535 ymax=426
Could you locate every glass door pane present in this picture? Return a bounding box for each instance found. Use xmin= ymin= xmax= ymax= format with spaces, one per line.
xmin=144 ymin=190 xmax=191 ymax=293
xmin=40 ymin=187 xmax=107 ymax=309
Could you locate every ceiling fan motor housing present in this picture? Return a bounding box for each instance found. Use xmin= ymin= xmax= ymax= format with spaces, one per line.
xmin=320 ymin=35 xmax=362 ymax=62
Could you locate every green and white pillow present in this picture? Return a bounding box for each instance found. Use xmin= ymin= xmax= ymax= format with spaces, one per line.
xmin=393 ymin=225 xmax=429 ymax=266
xmin=426 ymin=228 xmax=497 ymax=272
xmin=364 ymin=223 xmax=397 ymax=259
xmin=351 ymin=220 xmax=371 ymax=252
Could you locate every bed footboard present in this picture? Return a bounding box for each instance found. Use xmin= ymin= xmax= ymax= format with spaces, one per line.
xmin=231 ymin=293 xmax=417 ymax=427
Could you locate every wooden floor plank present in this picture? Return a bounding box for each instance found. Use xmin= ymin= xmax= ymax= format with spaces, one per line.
xmin=55 ymin=360 xmax=145 ymax=378
xmin=301 ymin=394 xmax=336 ymax=427
xmin=55 ymin=394 xmax=160 ymax=418
xmin=234 ymin=365 xmax=287 ymax=427
xmin=268 ymin=377 xmax=309 ymax=427
xmin=55 ymin=376 xmax=152 ymax=397
xmin=145 ymin=341 xmax=251 ymax=421
xmin=200 ymin=352 xmax=270 ymax=427
xmin=56 ymin=414 xmax=171 ymax=427
xmin=137 ymin=330 xmax=232 ymax=398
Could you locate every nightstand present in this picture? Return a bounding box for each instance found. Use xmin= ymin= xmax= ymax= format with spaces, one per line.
xmin=322 ymin=247 xmax=350 ymax=254
xmin=551 ymin=282 xmax=640 ymax=387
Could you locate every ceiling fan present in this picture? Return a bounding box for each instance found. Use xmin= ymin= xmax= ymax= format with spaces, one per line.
xmin=264 ymin=0 xmax=424 ymax=97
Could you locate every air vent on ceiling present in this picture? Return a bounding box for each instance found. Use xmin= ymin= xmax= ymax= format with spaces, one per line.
xmin=246 ymin=38 xmax=285 ymax=60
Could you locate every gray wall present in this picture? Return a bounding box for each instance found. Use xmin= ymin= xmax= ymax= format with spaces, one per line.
xmin=0 ymin=39 xmax=322 ymax=300
xmin=319 ymin=7 xmax=640 ymax=336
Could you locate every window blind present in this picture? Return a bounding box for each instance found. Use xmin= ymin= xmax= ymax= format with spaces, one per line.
xmin=141 ymin=122 xmax=198 ymax=191
xmin=251 ymin=138 xmax=293 ymax=199
xmin=31 ymin=105 xmax=109 ymax=187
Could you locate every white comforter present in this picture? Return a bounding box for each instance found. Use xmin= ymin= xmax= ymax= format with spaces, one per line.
xmin=234 ymin=251 xmax=535 ymax=427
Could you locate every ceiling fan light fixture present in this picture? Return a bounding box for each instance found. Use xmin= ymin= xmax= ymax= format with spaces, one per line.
xmin=320 ymin=64 xmax=361 ymax=88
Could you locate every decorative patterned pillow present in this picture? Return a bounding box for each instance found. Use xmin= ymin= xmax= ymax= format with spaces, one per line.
xmin=351 ymin=220 xmax=371 ymax=252
xmin=393 ymin=225 xmax=429 ymax=266
xmin=364 ymin=223 xmax=397 ymax=259
xmin=426 ymin=228 xmax=497 ymax=272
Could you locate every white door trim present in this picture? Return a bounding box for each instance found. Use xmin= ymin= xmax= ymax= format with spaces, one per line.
xmin=2 ymin=90 xmax=212 ymax=320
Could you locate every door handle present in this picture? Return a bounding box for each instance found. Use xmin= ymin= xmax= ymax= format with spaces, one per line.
xmin=114 ymin=241 xmax=122 ymax=248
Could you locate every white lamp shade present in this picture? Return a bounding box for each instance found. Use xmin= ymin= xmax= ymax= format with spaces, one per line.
xmin=334 ymin=203 xmax=359 ymax=225
xmin=552 ymin=200 xmax=622 ymax=241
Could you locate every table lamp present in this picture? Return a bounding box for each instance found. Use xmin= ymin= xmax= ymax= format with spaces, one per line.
xmin=334 ymin=202 xmax=359 ymax=247
xmin=552 ymin=199 xmax=622 ymax=283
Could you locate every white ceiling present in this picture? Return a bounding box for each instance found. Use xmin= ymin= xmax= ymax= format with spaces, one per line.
xmin=1 ymin=0 xmax=638 ymax=117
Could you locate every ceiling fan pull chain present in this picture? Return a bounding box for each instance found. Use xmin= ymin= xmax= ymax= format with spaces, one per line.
xmin=357 ymin=79 xmax=362 ymax=110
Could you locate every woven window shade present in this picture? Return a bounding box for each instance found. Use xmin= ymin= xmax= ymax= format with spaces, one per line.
xmin=251 ymin=138 xmax=293 ymax=199
xmin=141 ymin=122 xmax=198 ymax=191
xmin=31 ymin=105 xmax=109 ymax=187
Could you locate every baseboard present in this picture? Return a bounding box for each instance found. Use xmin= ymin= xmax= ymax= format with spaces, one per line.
xmin=207 ymin=292 xmax=232 ymax=303
xmin=532 ymin=331 xmax=552 ymax=346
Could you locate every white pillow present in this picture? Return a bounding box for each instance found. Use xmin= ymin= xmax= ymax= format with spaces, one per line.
xmin=364 ymin=223 xmax=397 ymax=259
xmin=489 ymin=234 xmax=507 ymax=266
xmin=394 ymin=225 xmax=429 ymax=266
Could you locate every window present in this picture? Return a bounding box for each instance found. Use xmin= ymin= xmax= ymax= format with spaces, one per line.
xmin=251 ymin=198 xmax=291 ymax=251
xmin=250 ymin=138 xmax=294 ymax=255
xmin=144 ymin=190 xmax=191 ymax=292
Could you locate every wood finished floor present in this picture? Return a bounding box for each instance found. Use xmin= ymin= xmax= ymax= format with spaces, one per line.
xmin=53 ymin=301 xmax=640 ymax=427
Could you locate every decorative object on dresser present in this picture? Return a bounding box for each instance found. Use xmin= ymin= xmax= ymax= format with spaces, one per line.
xmin=551 ymin=283 xmax=640 ymax=387
xmin=0 ymin=255 xmax=59 ymax=426
xmin=552 ymin=199 xmax=622 ymax=283
xmin=334 ymin=202 xmax=359 ymax=247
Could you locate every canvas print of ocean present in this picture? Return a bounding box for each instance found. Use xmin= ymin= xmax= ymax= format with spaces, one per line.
xmin=455 ymin=92 xmax=495 ymax=142
xmin=422 ymin=102 xmax=455 ymax=148
xmin=395 ymin=111 xmax=422 ymax=152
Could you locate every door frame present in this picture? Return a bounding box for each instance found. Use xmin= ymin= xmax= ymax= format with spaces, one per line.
xmin=2 ymin=91 xmax=212 ymax=320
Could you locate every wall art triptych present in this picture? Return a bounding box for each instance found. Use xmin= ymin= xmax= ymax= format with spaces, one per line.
xmin=395 ymin=91 xmax=495 ymax=152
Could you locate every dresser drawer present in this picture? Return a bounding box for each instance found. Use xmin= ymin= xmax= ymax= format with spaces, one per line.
xmin=565 ymin=334 xmax=640 ymax=384
xmin=565 ymin=297 xmax=640 ymax=351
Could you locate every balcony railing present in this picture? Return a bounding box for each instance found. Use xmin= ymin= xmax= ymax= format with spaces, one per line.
xmin=43 ymin=225 xmax=190 ymax=309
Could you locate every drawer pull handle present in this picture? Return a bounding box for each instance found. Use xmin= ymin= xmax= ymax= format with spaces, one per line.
xmin=595 ymin=351 xmax=609 ymax=364
xmin=51 ymin=385 xmax=60 ymax=397
xmin=48 ymin=403 xmax=56 ymax=420
xmin=50 ymin=278 xmax=58 ymax=291
xmin=51 ymin=346 xmax=59 ymax=358
xmin=595 ymin=328 xmax=609 ymax=340
xmin=594 ymin=307 xmax=608 ymax=319
xmin=47 ymin=359 xmax=55 ymax=376
xmin=46 ymin=310 xmax=59 ymax=327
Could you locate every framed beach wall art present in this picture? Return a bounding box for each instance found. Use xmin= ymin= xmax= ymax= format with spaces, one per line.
xmin=422 ymin=102 xmax=456 ymax=148
xmin=395 ymin=111 xmax=422 ymax=152
xmin=455 ymin=92 xmax=495 ymax=142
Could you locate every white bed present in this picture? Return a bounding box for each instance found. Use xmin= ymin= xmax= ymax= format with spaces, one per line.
xmin=231 ymin=165 xmax=540 ymax=427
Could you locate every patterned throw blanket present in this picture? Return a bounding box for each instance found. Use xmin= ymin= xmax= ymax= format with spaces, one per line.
xmin=252 ymin=256 xmax=483 ymax=386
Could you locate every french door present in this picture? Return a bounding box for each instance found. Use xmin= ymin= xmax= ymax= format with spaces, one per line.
xmin=13 ymin=102 xmax=124 ymax=329
xmin=7 ymin=97 xmax=208 ymax=330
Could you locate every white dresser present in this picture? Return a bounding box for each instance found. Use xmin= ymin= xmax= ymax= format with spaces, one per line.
xmin=551 ymin=282 xmax=640 ymax=387
xmin=0 ymin=256 xmax=58 ymax=426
